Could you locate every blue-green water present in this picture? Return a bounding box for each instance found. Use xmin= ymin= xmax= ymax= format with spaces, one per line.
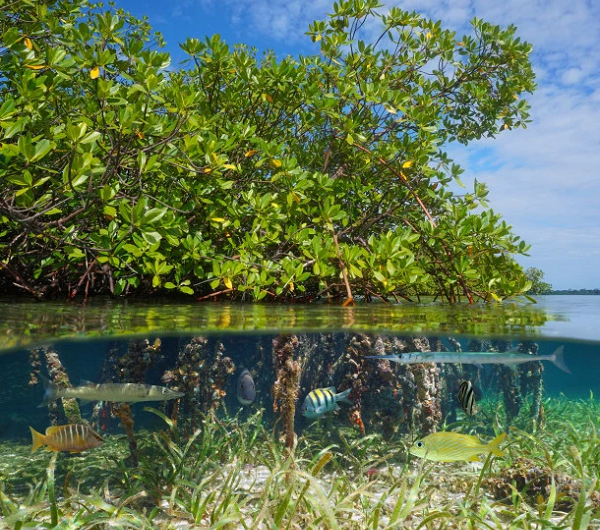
xmin=1 ymin=296 xmax=599 ymax=528
xmin=1 ymin=334 xmax=597 ymax=441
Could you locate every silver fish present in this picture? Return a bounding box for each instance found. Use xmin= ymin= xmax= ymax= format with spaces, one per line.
xmin=39 ymin=375 xmax=184 ymax=406
xmin=366 ymin=346 xmax=570 ymax=374
xmin=301 ymin=387 xmax=353 ymax=419
xmin=237 ymin=369 xmax=256 ymax=406
xmin=457 ymin=380 xmax=477 ymax=416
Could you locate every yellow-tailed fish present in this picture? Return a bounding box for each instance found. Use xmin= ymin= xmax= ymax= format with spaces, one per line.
xmin=409 ymin=431 xmax=506 ymax=462
xmin=39 ymin=375 xmax=183 ymax=406
xmin=457 ymin=380 xmax=477 ymax=415
xmin=301 ymin=387 xmax=352 ymax=419
xmin=30 ymin=424 xmax=105 ymax=453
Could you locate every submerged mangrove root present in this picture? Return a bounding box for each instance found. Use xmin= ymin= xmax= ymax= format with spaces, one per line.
xmin=91 ymin=342 xmax=121 ymax=432
xmin=28 ymin=348 xmax=41 ymax=388
xmin=408 ymin=337 xmax=442 ymax=435
xmin=439 ymin=339 xmax=462 ymax=423
xmin=40 ymin=346 xmax=83 ymax=425
xmin=206 ymin=341 xmax=235 ymax=413
xmin=119 ymin=338 xmax=162 ymax=383
xmin=272 ymin=335 xmax=300 ymax=452
xmin=518 ymin=341 xmax=545 ymax=428
xmin=496 ymin=340 xmax=523 ymax=427
xmin=162 ymin=336 xmax=207 ymax=434
xmin=365 ymin=336 xmax=416 ymax=438
xmin=162 ymin=337 xmax=233 ymax=436
xmin=111 ymin=403 xmax=138 ymax=467
xmin=344 ymin=334 xmax=376 ymax=436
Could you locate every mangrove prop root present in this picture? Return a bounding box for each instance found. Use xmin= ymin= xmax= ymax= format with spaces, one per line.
xmin=439 ymin=338 xmax=462 ymax=423
xmin=119 ymin=338 xmax=162 ymax=383
xmin=408 ymin=337 xmax=441 ymax=435
xmin=364 ymin=336 xmax=415 ymax=438
xmin=272 ymin=335 xmax=300 ymax=452
xmin=28 ymin=348 xmax=41 ymax=387
xmin=41 ymin=346 xmax=84 ymax=425
xmin=496 ymin=340 xmax=523 ymax=427
xmin=162 ymin=337 xmax=233 ymax=436
xmin=111 ymin=403 xmax=138 ymax=467
xmin=163 ymin=336 xmax=208 ymax=435
xmin=518 ymin=341 xmax=545 ymax=428
xmin=344 ymin=334 xmax=374 ymax=436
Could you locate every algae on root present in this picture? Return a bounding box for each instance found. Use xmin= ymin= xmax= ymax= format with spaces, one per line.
xmin=272 ymin=335 xmax=300 ymax=452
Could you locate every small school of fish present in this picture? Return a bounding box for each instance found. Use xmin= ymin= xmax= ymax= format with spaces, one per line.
xmin=301 ymin=387 xmax=353 ymax=419
xmin=409 ymin=432 xmax=506 ymax=462
xmin=28 ymin=342 xmax=565 ymax=466
xmin=457 ymin=380 xmax=477 ymax=416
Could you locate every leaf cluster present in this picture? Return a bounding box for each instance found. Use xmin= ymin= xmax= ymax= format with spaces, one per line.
xmin=0 ymin=0 xmax=536 ymax=302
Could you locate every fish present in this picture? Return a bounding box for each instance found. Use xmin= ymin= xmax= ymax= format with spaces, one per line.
xmin=237 ymin=368 xmax=256 ymax=406
xmin=301 ymin=387 xmax=353 ymax=419
xmin=409 ymin=431 xmax=506 ymax=462
xmin=30 ymin=424 xmax=105 ymax=453
xmin=457 ymin=380 xmax=477 ymax=416
xmin=366 ymin=346 xmax=570 ymax=374
xmin=39 ymin=375 xmax=184 ymax=407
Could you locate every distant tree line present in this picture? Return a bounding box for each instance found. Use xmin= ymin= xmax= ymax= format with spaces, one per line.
xmin=548 ymin=289 xmax=600 ymax=295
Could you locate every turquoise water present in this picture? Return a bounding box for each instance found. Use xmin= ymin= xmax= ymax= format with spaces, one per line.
xmin=0 ymin=297 xmax=599 ymax=528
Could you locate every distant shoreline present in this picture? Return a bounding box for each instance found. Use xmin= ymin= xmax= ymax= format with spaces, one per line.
xmin=546 ymin=289 xmax=600 ymax=295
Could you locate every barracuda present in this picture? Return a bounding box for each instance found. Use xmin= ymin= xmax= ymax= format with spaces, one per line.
xmin=39 ymin=375 xmax=184 ymax=406
xmin=366 ymin=346 xmax=570 ymax=373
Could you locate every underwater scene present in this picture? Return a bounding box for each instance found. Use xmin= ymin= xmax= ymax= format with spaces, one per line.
xmin=1 ymin=326 xmax=599 ymax=529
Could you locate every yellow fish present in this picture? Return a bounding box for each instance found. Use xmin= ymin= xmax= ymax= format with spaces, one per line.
xmin=30 ymin=424 xmax=105 ymax=453
xmin=409 ymin=431 xmax=506 ymax=462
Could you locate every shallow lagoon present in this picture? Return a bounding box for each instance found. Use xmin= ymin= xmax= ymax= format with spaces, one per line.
xmin=0 ymin=297 xmax=599 ymax=529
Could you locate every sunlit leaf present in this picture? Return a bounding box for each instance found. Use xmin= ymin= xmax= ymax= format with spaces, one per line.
xmin=90 ymin=66 xmax=100 ymax=79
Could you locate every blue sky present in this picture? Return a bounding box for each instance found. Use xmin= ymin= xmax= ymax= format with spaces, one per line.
xmin=118 ymin=0 xmax=600 ymax=290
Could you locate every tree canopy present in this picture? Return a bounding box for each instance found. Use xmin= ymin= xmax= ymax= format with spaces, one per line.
xmin=524 ymin=267 xmax=552 ymax=295
xmin=0 ymin=0 xmax=536 ymax=302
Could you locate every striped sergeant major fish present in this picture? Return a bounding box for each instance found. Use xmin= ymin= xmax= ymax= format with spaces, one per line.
xmin=39 ymin=375 xmax=184 ymax=407
xmin=457 ymin=380 xmax=477 ymax=416
xmin=30 ymin=424 xmax=105 ymax=453
xmin=301 ymin=387 xmax=353 ymax=419
xmin=366 ymin=346 xmax=570 ymax=374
